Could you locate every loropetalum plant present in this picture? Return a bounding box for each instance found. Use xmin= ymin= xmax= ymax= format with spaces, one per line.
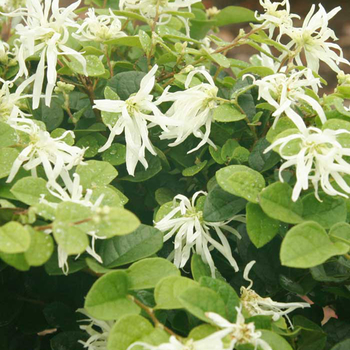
xmin=1 ymin=0 xmax=350 ymax=349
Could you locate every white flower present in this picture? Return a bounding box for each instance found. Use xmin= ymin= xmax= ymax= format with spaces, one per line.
xmin=159 ymin=67 xmax=218 ymax=153
xmin=73 ymin=8 xmax=126 ymax=43
xmin=94 ymin=65 xmax=177 ymax=176
xmin=78 ymin=309 xmax=114 ymax=350
xmin=206 ymin=306 xmax=272 ymax=350
xmin=155 ymin=191 xmax=244 ymax=278
xmin=42 ymin=173 xmax=106 ymax=274
xmin=246 ymin=69 xmax=326 ymax=132
xmin=252 ymin=44 xmax=280 ymax=73
xmin=4 ymin=0 xmax=87 ymax=109
xmin=45 ymin=173 xmax=104 ymax=211
xmin=0 ymin=76 xmax=35 ymax=123
xmin=119 ymin=0 xmax=200 ymax=36
xmin=284 ymin=4 xmax=350 ymax=74
xmin=127 ymin=334 xmax=225 ymax=350
xmin=206 ymin=7 xmax=220 ymax=18
xmin=256 ymin=0 xmax=299 ymax=38
xmin=265 ymin=126 xmax=350 ymax=201
xmin=7 ymin=120 xmax=85 ymax=184
xmin=240 ymin=261 xmax=310 ymax=327
xmin=0 ymin=40 xmax=11 ymax=63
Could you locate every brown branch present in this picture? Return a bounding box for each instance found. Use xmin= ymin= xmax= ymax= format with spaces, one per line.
xmin=35 ymin=218 xmax=92 ymax=232
xmin=128 ymin=295 xmax=181 ymax=338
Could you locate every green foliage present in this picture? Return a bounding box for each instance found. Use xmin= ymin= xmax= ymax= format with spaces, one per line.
xmin=259 ymin=182 xmax=303 ymax=224
xmin=280 ymin=222 xmax=349 ymax=268
xmin=1 ymin=0 xmax=350 ymax=349
xmin=85 ymin=270 xmax=140 ymax=320
xmin=216 ymin=165 xmax=265 ymax=203
xmin=246 ymin=202 xmax=279 ymax=248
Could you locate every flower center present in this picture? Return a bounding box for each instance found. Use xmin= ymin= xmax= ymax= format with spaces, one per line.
xmin=229 ymin=322 xmax=260 ymax=345
xmin=184 ymin=208 xmax=203 ymax=221
xmin=126 ymin=98 xmax=140 ymax=116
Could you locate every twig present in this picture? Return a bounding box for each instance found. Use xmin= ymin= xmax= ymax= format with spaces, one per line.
xmin=35 ymin=218 xmax=92 ymax=232
xmin=128 ymin=295 xmax=181 ymax=338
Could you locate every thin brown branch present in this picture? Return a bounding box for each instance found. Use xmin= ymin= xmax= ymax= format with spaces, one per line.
xmin=128 ymin=295 xmax=181 ymax=338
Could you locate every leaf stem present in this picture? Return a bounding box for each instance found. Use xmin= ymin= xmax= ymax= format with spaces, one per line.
xmin=128 ymin=295 xmax=181 ymax=339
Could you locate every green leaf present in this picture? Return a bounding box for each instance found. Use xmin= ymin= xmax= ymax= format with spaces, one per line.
xmin=95 ymin=207 xmax=140 ymax=238
xmin=280 ymin=221 xmax=349 ymax=268
xmin=248 ymin=138 xmax=280 ymax=172
xmin=209 ymin=145 xmax=225 ymax=164
xmin=155 ymin=276 xmax=199 ymax=310
xmin=85 ymin=270 xmax=140 ymax=320
xmin=75 ymin=135 xmax=100 ymax=158
xmin=91 ymin=185 xmax=126 ymax=207
xmin=0 ymin=148 xmax=19 ymax=179
xmin=260 ymin=330 xmax=293 ymax=350
xmin=0 ymin=121 xmax=17 ymax=147
xmin=85 ymin=257 xmax=112 ymax=274
xmin=237 ymin=66 xmax=275 ymax=79
xmin=155 ymin=188 xmax=175 ymax=206
xmin=191 ymin=254 xmax=212 ymax=281
xmin=51 ymin=128 xmax=75 ymax=145
xmin=199 ymin=276 xmax=240 ymax=322
xmin=337 ymin=84 xmax=350 ymax=98
xmin=24 ymin=227 xmax=54 ymax=266
xmin=102 ymin=143 xmax=126 ymax=166
xmin=179 ymin=286 xmax=226 ymax=322
xmin=329 ymin=222 xmax=350 ymax=246
xmin=182 ymin=161 xmax=207 ymax=177
xmin=0 ymin=222 xmax=31 ymax=253
xmin=76 ymin=160 xmax=118 ymax=188
xmin=213 ymin=6 xmax=257 ymax=26
xmin=68 ymin=55 xmax=105 ymax=77
xmin=213 ymin=104 xmax=246 ymax=123
xmin=259 ymin=182 xmax=303 ymax=224
xmin=127 ymin=257 xmax=180 ymax=290
xmin=33 ymin=98 xmax=64 ymax=131
xmin=107 ymin=315 xmax=168 ymax=350
xmin=331 ymin=340 xmax=350 ymax=350
xmin=266 ymin=117 xmax=296 ymax=143
xmin=203 ymin=184 xmax=246 ymax=222
xmin=188 ymin=324 xmax=217 ymax=340
xmin=108 ymin=71 xmax=146 ymax=100
xmin=122 ymin=154 xmax=162 ymax=182
xmin=302 ymin=192 xmax=347 ymax=229
xmin=246 ymin=202 xmax=279 ymax=248
xmin=53 ymin=222 xmax=89 ymax=256
xmin=10 ymin=176 xmax=58 ymax=206
xmin=44 ymin=251 xmax=87 ymax=275
xmin=55 ymin=201 xmax=92 ymax=222
xmin=221 ymin=139 xmax=239 ymax=162
xmin=99 ymin=224 xmax=163 ymax=268
xmin=0 ymin=251 xmax=30 ymax=271
xmin=139 ymin=30 xmax=152 ymax=54
xmin=208 ymin=53 xmax=230 ymax=68
xmin=105 ymin=36 xmax=142 ymax=48
xmin=216 ymin=165 xmax=265 ymax=203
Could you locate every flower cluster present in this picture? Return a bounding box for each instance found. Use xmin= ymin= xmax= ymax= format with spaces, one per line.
xmin=73 ymin=8 xmax=126 ymax=43
xmin=155 ymin=191 xmax=244 ymax=277
xmin=265 ymin=126 xmax=350 ymax=201
xmin=252 ymin=0 xmax=350 ymax=201
xmin=94 ymin=66 xmax=221 ymax=176
xmin=119 ymin=0 xmax=200 ymax=36
xmin=240 ymin=261 xmax=309 ymax=326
xmin=4 ymin=0 xmax=87 ymax=109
